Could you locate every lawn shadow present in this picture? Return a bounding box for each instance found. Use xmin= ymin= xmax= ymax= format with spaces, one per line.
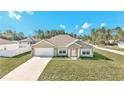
xmin=0 ymin=51 xmax=31 ymax=58
xmin=80 ymin=52 xmax=112 ymax=60
xmin=12 ymin=51 xmax=31 ymax=58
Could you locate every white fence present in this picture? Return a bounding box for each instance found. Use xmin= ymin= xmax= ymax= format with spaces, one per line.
xmin=19 ymin=44 xmax=31 ymax=48
xmin=0 ymin=44 xmax=19 ymax=50
xmin=0 ymin=47 xmax=31 ymax=57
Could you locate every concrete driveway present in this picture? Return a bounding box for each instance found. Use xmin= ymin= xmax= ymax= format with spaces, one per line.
xmin=1 ymin=57 xmax=52 ymax=81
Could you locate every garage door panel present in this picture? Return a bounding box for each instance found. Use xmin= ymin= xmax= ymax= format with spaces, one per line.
xmin=34 ymin=48 xmax=54 ymax=57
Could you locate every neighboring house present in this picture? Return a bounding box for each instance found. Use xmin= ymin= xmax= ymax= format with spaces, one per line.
xmin=117 ymin=37 xmax=124 ymax=48
xmin=108 ymin=40 xmax=115 ymax=44
xmin=19 ymin=37 xmax=41 ymax=48
xmin=0 ymin=38 xmax=19 ymax=50
xmin=32 ymin=35 xmax=93 ymax=57
xmin=118 ymin=41 xmax=124 ymax=48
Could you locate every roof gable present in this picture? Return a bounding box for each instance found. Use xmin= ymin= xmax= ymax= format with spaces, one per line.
xmin=0 ymin=38 xmax=17 ymax=45
xmin=32 ymin=40 xmax=55 ymax=48
xmin=32 ymin=35 xmax=93 ymax=48
xmin=68 ymin=43 xmax=81 ymax=48
xmin=75 ymin=40 xmax=93 ymax=48
xmin=47 ymin=35 xmax=76 ymax=47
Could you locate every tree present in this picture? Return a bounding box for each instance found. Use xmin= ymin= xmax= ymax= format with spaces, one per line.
xmin=0 ymin=30 xmax=26 ymax=40
xmin=34 ymin=29 xmax=66 ymax=39
xmin=17 ymin=32 xmax=25 ymax=40
xmin=114 ymin=27 xmax=124 ymax=40
xmin=91 ymin=28 xmax=96 ymax=42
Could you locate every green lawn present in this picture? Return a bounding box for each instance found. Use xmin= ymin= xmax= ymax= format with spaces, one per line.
xmin=38 ymin=49 xmax=124 ymax=81
xmin=0 ymin=52 xmax=32 ymax=78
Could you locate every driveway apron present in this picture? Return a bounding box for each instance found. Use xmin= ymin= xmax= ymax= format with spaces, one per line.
xmin=1 ymin=57 xmax=52 ymax=81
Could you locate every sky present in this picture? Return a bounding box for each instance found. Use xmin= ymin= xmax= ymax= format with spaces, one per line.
xmin=0 ymin=11 xmax=124 ymax=36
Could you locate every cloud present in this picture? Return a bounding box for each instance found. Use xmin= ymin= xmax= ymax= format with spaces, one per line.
xmin=8 ymin=11 xmax=17 ymax=18
xmin=8 ymin=11 xmax=34 ymax=21
xmin=59 ymin=24 xmax=66 ymax=29
xmin=16 ymin=15 xmax=22 ymax=20
xmin=8 ymin=11 xmax=22 ymax=21
xmin=78 ymin=29 xmax=84 ymax=34
xmin=26 ymin=11 xmax=34 ymax=15
xmin=100 ymin=23 xmax=106 ymax=27
xmin=82 ymin=22 xmax=91 ymax=29
xmin=75 ymin=25 xmax=78 ymax=29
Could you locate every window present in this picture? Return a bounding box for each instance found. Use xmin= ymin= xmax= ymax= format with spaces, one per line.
xmin=86 ymin=51 xmax=90 ymax=55
xmin=82 ymin=51 xmax=86 ymax=55
xmin=58 ymin=48 xmax=67 ymax=55
xmin=82 ymin=51 xmax=90 ymax=55
xmin=59 ymin=50 xmax=66 ymax=54
xmin=59 ymin=51 xmax=63 ymax=54
xmin=63 ymin=50 xmax=66 ymax=53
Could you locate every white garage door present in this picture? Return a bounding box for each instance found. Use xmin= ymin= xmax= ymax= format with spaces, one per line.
xmin=34 ymin=48 xmax=54 ymax=57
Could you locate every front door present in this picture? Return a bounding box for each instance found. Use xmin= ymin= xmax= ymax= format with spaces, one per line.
xmin=71 ymin=48 xmax=77 ymax=57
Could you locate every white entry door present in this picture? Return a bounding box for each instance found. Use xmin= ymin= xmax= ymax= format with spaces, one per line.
xmin=71 ymin=48 xmax=77 ymax=57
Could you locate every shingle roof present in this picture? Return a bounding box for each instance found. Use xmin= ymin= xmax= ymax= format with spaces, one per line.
xmin=20 ymin=38 xmax=33 ymax=42
xmin=75 ymin=40 xmax=93 ymax=48
xmin=32 ymin=35 xmax=93 ymax=48
xmin=20 ymin=37 xmax=41 ymax=42
xmin=47 ymin=35 xmax=76 ymax=47
xmin=0 ymin=38 xmax=17 ymax=45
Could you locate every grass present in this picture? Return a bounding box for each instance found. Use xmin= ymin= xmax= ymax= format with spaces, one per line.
xmin=0 ymin=52 xmax=32 ymax=78
xmin=38 ymin=49 xmax=124 ymax=81
xmin=79 ymin=52 xmax=111 ymax=60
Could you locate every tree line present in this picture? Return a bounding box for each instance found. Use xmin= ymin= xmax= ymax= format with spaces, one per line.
xmin=0 ymin=27 xmax=124 ymax=46
xmin=0 ymin=29 xmax=78 ymax=40
xmin=0 ymin=29 xmax=25 ymax=40
xmin=32 ymin=29 xmax=77 ymax=39
xmin=90 ymin=27 xmax=124 ymax=45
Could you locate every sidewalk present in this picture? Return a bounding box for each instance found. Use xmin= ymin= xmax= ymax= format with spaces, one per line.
xmin=90 ymin=44 xmax=124 ymax=56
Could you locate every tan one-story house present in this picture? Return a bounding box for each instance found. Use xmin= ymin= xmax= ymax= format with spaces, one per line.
xmin=32 ymin=35 xmax=93 ymax=57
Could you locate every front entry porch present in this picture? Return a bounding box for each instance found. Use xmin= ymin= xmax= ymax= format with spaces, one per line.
xmin=69 ymin=48 xmax=79 ymax=57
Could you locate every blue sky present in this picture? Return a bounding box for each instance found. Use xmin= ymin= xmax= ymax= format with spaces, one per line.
xmin=0 ymin=11 xmax=124 ymax=36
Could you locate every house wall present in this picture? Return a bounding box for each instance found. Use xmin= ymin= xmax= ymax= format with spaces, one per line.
xmin=118 ymin=43 xmax=124 ymax=48
xmin=78 ymin=48 xmax=80 ymax=57
xmin=54 ymin=48 xmax=58 ymax=56
xmin=0 ymin=44 xmax=19 ymax=50
xmin=68 ymin=48 xmax=70 ymax=57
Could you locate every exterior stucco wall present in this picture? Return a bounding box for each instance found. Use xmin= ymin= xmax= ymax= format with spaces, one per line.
xmin=78 ymin=48 xmax=80 ymax=57
xmin=54 ymin=48 xmax=58 ymax=56
xmin=118 ymin=43 xmax=124 ymax=48
xmin=68 ymin=48 xmax=71 ymax=57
